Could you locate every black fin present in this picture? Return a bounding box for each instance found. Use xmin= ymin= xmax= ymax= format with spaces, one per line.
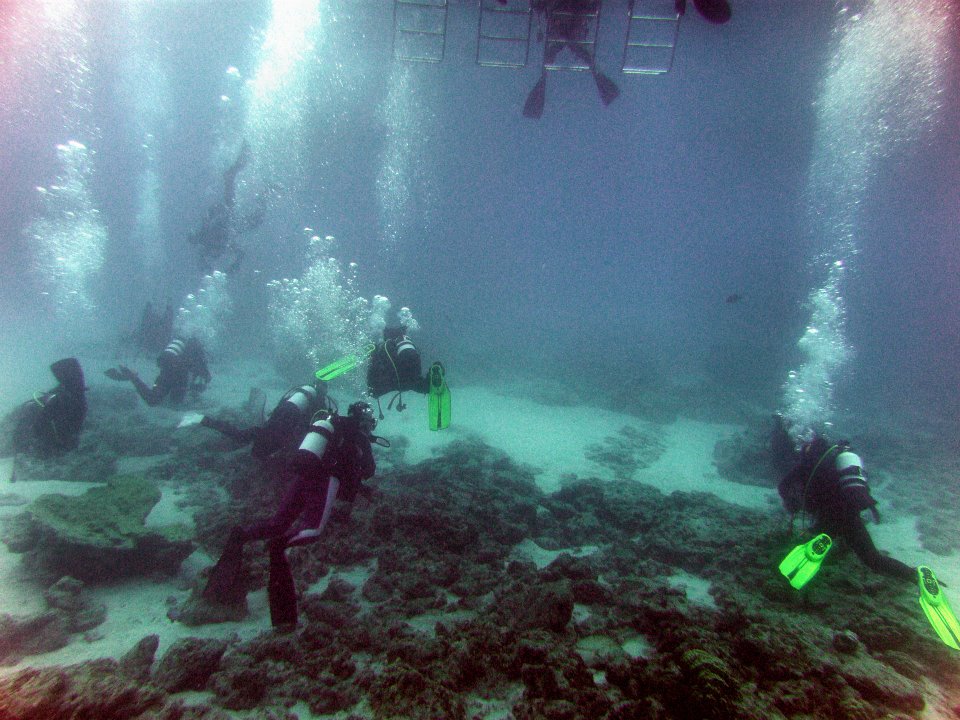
xmin=268 ymin=543 xmax=298 ymax=628
xmin=201 ymin=531 xmax=246 ymax=605
xmin=523 ymin=74 xmax=547 ymax=119
xmin=594 ymin=71 xmax=620 ymax=106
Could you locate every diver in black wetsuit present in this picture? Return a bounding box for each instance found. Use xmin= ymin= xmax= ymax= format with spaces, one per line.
xmin=366 ymin=326 xmax=433 ymax=418
xmin=775 ymin=423 xmax=915 ymax=582
xmin=12 ymin=357 xmax=87 ymax=457
xmin=201 ymin=402 xmax=380 ymax=628
xmin=106 ymin=337 xmax=211 ymax=407
xmin=200 ymin=382 xmax=337 ymax=459
xmin=187 ymin=141 xmax=265 ymax=273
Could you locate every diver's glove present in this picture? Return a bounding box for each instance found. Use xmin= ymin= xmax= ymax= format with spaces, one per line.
xmin=104 ymin=365 xmax=136 ymax=382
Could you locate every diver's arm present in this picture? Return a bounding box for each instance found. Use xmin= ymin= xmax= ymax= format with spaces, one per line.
xmin=124 ymin=367 xmax=164 ymax=406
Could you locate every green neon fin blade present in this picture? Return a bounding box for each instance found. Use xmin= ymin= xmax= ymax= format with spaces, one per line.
xmin=779 ymin=533 xmax=832 ymax=590
xmin=778 ymin=544 xmax=808 ymax=579
xmin=315 ymin=356 xmax=357 ymax=382
xmin=918 ymin=566 xmax=960 ymax=650
xmin=428 ymin=362 xmax=450 ymax=431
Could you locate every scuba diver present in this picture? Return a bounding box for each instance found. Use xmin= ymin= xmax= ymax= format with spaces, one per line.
xmin=775 ymin=421 xmax=915 ymax=582
xmin=201 ymin=401 xmax=382 ymax=629
xmin=523 ymin=0 xmax=620 ymax=119
xmin=367 ymin=326 xmax=428 ymax=404
xmin=775 ymin=418 xmax=960 ymax=650
xmin=12 ymin=358 xmax=87 ymax=457
xmin=198 ymin=381 xmax=338 ymax=460
xmin=105 ymin=337 xmax=211 ymax=407
xmin=186 ymin=141 xmax=266 ymax=273
xmin=366 ymin=325 xmax=450 ymax=429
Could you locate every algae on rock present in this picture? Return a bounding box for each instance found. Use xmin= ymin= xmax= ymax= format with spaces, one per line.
xmin=2 ymin=474 xmax=194 ymax=583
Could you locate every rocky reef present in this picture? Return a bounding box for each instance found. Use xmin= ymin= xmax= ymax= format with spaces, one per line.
xmin=584 ymin=425 xmax=665 ymax=479
xmin=1 ymin=473 xmax=194 ymax=584
xmin=0 ymin=576 xmax=106 ymax=666
xmin=0 ymin=431 xmax=958 ymax=719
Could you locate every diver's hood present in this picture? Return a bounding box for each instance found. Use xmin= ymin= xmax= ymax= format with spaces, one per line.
xmin=50 ymin=357 xmax=86 ymax=392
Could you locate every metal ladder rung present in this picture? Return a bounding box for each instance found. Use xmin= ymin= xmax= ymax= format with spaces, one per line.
xmin=541 ymin=4 xmax=601 ymax=72
xmin=477 ymin=0 xmax=532 ymax=68
xmin=394 ymin=0 xmax=448 ymax=64
xmin=622 ymin=0 xmax=680 ymax=75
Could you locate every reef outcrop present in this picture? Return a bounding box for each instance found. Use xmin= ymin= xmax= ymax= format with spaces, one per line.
xmin=1 ymin=473 xmax=194 ymax=584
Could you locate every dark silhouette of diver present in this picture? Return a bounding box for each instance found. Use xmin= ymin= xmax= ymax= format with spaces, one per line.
xmin=105 ymin=337 xmax=211 ymax=406
xmin=366 ymin=326 xmax=441 ymax=419
xmin=523 ymin=0 xmax=620 ymax=119
xmin=773 ymin=418 xmax=915 ymax=583
xmin=201 ymin=402 xmax=380 ymax=629
xmin=132 ymin=301 xmax=174 ymax=354
xmin=11 ymin=358 xmax=87 ymax=457
xmin=187 ymin=141 xmax=265 ymax=273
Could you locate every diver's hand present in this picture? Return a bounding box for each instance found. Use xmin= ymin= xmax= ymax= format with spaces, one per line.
xmin=105 ymin=365 xmax=136 ymax=382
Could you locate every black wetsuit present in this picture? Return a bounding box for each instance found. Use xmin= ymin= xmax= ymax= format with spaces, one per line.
xmin=366 ymin=335 xmax=430 ymax=399
xmin=204 ymin=415 xmax=375 ymax=625
xmin=13 ymin=358 xmax=87 ymax=456
xmin=779 ymin=441 xmax=915 ymax=582
xmin=132 ymin=338 xmax=211 ymax=406
xmin=202 ymin=384 xmax=336 ymax=459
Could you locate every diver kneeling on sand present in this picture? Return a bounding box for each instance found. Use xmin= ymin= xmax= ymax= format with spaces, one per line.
xmin=362 ymin=325 xmax=450 ymax=429
xmin=774 ymin=416 xmax=960 ymax=650
xmin=776 ymin=422 xmax=916 ymax=583
xmin=11 ymin=357 xmax=87 ymax=458
xmin=201 ymin=401 xmax=385 ymax=630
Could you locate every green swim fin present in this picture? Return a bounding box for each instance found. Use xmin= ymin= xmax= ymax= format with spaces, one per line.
xmin=428 ymin=362 xmax=450 ymax=431
xmin=314 ymin=344 xmax=375 ymax=382
xmin=918 ymin=566 xmax=960 ymax=650
xmin=779 ymin=533 xmax=832 ymax=590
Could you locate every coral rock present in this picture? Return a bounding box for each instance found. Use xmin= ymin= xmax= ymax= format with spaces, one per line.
xmin=154 ymin=637 xmax=230 ymax=692
xmin=2 ymin=474 xmax=194 ymax=583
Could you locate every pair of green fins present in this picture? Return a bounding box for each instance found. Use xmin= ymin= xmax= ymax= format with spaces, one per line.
xmin=315 ymin=351 xmax=450 ymax=431
xmin=779 ymin=533 xmax=960 ymax=650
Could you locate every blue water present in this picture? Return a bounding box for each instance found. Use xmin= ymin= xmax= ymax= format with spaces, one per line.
xmin=0 ymin=0 xmax=957 ymax=437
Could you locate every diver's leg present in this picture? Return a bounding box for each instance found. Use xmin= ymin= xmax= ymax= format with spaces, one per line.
xmin=841 ymin=513 xmax=916 ymax=582
xmin=223 ymin=141 xmax=250 ymax=208
xmin=240 ymin=472 xmax=310 ymax=543
xmin=203 ymin=473 xmax=308 ymax=607
xmin=200 ymin=416 xmax=257 ymax=444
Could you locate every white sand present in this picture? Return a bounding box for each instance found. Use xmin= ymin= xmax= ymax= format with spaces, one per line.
xmin=0 ymin=366 xmax=953 ymax=678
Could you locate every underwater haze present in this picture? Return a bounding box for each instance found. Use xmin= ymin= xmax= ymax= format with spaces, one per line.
xmin=2 ymin=1 xmax=960 ymax=428
xmin=0 ymin=0 xmax=959 ymax=718
xmin=0 ymin=0 xmax=955 ymax=423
